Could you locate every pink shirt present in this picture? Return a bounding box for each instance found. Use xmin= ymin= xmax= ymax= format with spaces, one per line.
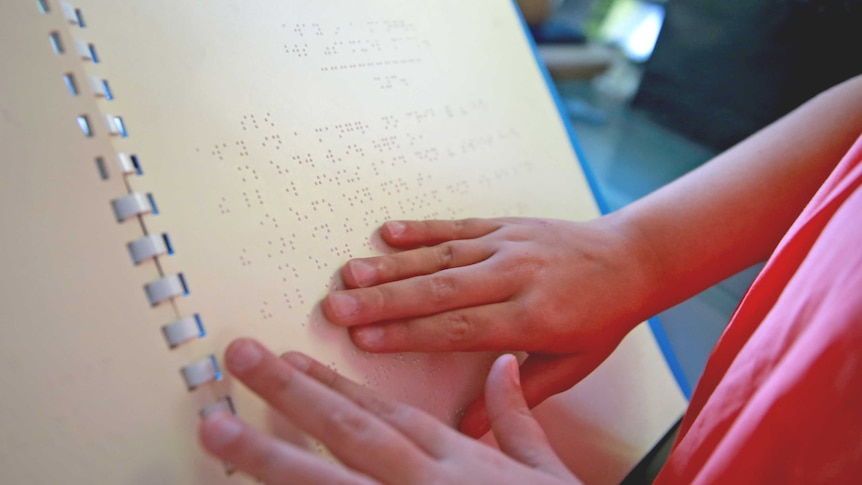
xmin=656 ymin=134 xmax=862 ymax=484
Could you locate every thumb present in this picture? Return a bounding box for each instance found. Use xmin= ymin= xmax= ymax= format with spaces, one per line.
xmin=459 ymin=352 xmax=605 ymax=438
xmin=484 ymin=354 xmax=572 ymax=477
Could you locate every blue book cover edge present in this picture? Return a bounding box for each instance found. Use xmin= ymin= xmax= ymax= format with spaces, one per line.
xmin=510 ymin=0 xmax=692 ymax=399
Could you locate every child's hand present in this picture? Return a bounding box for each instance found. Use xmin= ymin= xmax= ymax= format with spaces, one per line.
xmin=324 ymin=217 xmax=646 ymax=355
xmin=322 ymin=217 xmax=649 ymax=436
xmin=199 ymin=339 xmax=583 ymax=485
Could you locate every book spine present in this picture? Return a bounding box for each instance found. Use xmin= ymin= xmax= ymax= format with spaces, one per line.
xmin=39 ymin=0 xmax=236 ymax=470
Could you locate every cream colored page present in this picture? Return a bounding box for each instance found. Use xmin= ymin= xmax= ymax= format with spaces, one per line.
xmin=1 ymin=1 xmax=686 ymax=484
xmin=83 ymin=0 xmax=601 ymax=418
xmin=0 ymin=2 xmax=236 ymax=484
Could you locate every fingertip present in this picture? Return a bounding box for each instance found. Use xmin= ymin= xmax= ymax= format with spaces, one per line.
xmin=225 ymin=338 xmax=264 ymax=375
xmin=199 ymin=413 xmax=243 ymax=455
xmin=486 ymin=354 xmax=521 ymax=405
xmin=321 ymin=292 xmax=359 ymax=325
xmin=350 ymin=325 xmax=385 ymax=351
xmin=339 ymin=263 xmax=359 ymax=288
xmin=341 ymin=259 xmax=378 ymax=288
xmin=382 ymin=221 xmax=407 ymax=240
xmin=281 ymin=351 xmax=311 ymax=372
xmin=321 ymin=294 xmax=337 ymax=323
xmin=225 ymin=337 xmax=255 ymax=354
xmin=490 ymin=353 xmax=520 ymax=387
xmin=345 ymin=259 xmax=378 ymax=288
xmin=485 ymin=353 xmax=530 ymax=433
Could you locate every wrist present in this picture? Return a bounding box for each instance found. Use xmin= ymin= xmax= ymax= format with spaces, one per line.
xmin=596 ymin=211 xmax=661 ymax=333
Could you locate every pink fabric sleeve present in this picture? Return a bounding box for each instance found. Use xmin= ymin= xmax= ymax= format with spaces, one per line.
xmin=656 ymin=134 xmax=862 ymax=484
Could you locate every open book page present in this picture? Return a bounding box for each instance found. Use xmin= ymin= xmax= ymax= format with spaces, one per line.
xmin=0 ymin=1 xmax=686 ymax=484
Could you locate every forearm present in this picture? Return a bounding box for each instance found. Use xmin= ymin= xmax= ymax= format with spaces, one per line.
xmin=612 ymin=74 xmax=862 ymax=321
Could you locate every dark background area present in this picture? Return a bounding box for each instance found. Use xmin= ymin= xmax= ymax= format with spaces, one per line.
xmin=633 ymin=0 xmax=862 ymax=151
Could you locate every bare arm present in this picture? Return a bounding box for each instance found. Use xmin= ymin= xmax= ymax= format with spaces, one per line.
xmin=617 ymin=73 xmax=862 ymax=318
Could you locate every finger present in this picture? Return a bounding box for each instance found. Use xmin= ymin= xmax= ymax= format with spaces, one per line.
xmin=484 ymin=354 xmax=572 ymax=476
xmin=280 ymin=351 xmax=462 ymax=459
xmin=348 ymin=302 xmax=526 ymax=352
xmin=380 ymin=218 xmax=502 ymax=248
xmin=199 ymin=412 xmax=375 ymax=485
xmin=224 ymin=339 xmax=432 ymax=484
xmin=459 ymin=353 xmax=603 ymax=438
xmin=323 ymin=263 xmax=515 ymax=327
xmin=518 ymin=353 xmax=608 ymax=406
xmin=459 ymin=395 xmax=492 ymax=440
xmin=340 ymin=239 xmax=494 ymax=288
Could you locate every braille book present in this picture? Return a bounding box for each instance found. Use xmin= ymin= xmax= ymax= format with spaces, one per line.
xmin=0 ymin=1 xmax=686 ymax=483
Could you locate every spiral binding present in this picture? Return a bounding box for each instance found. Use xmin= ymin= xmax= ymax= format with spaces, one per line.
xmin=41 ymin=0 xmax=236 ymax=471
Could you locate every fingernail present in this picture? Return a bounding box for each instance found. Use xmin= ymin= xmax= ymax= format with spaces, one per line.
xmin=355 ymin=326 xmax=384 ymax=349
xmin=203 ymin=414 xmax=242 ymax=450
xmin=349 ymin=260 xmax=377 ymax=287
xmin=384 ymin=221 xmax=406 ymax=238
xmin=500 ymin=354 xmax=520 ymax=386
xmin=283 ymin=352 xmax=310 ymax=371
xmin=328 ymin=293 xmax=359 ymax=320
xmin=228 ymin=340 xmax=262 ymax=373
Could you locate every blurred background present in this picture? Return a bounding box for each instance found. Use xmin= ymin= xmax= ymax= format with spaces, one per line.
xmin=516 ymin=0 xmax=862 ymax=400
